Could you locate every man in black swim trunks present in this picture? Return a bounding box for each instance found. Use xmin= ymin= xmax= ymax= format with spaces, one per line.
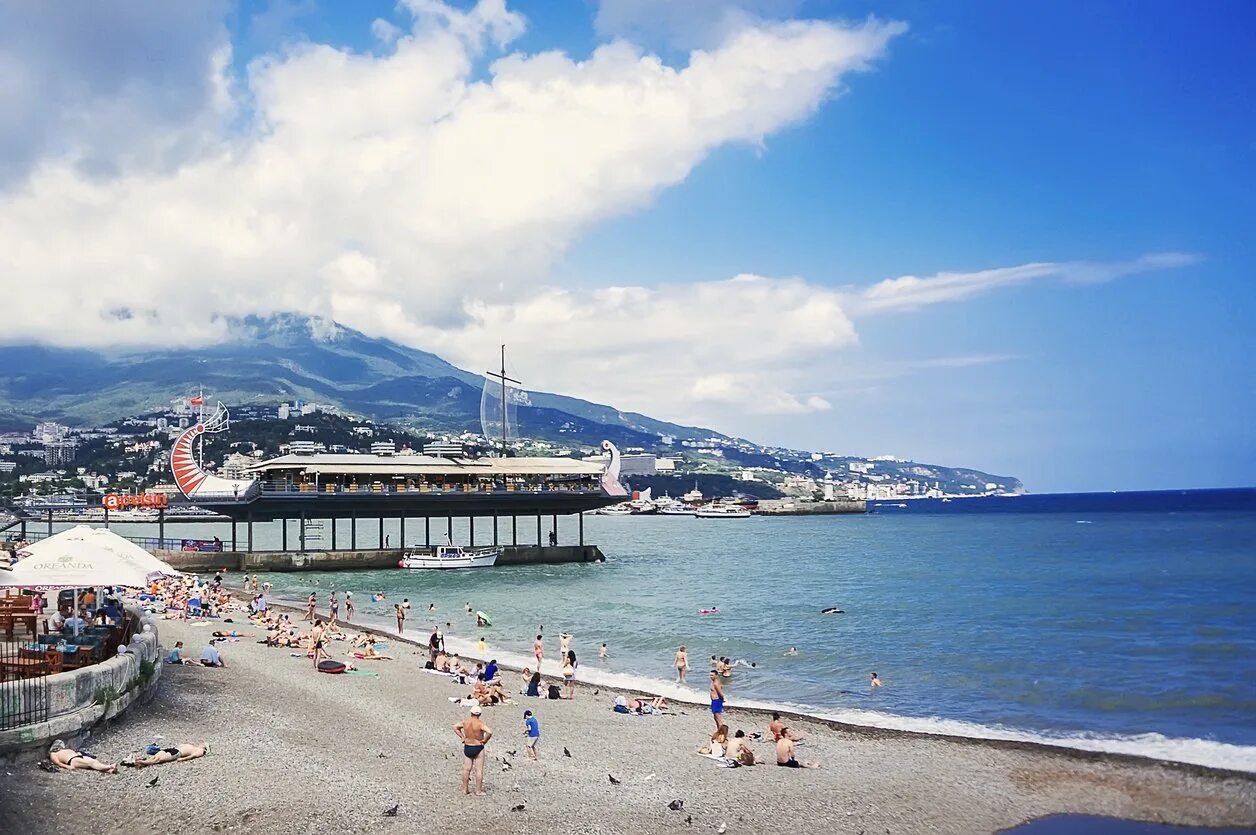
xmin=454 ymin=706 xmax=493 ymax=796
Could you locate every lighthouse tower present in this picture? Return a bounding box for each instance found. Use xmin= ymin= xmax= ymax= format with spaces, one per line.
xmin=822 ymin=471 xmax=836 ymax=501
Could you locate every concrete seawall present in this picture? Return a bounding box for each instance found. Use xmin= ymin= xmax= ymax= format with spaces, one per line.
xmin=755 ymin=499 xmax=866 ymax=515
xmin=0 ymin=607 xmax=163 ymax=758
xmin=154 ymin=545 xmax=605 ymax=574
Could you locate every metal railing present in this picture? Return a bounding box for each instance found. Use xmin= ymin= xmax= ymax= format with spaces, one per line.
xmin=0 ymin=635 xmax=50 ymax=731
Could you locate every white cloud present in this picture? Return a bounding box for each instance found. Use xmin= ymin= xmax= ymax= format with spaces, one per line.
xmin=594 ymin=0 xmax=805 ymax=48
xmin=0 ymin=1 xmax=903 ymax=359
xmin=852 ymin=253 xmax=1200 ymax=315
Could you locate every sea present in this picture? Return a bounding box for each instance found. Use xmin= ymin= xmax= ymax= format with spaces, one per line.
xmin=93 ymin=487 xmax=1256 ymax=772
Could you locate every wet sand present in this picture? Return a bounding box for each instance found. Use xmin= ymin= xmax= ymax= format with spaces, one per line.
xmin=1 ymin=614 xmax=1253 ymax=835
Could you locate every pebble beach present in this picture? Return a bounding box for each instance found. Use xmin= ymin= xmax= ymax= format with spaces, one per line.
xmin=2 ymin=607 xmax=1254 ymax=835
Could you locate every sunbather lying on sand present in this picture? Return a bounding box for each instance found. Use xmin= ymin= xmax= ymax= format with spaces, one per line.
xmin=122 ymin=743 xmax=208 ymax=768
xmin=49 ymin=741 xmax=117 ymax=773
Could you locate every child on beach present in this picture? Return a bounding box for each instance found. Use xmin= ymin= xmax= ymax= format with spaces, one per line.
xmin=523 ymin=710 xmax=540 ymax=759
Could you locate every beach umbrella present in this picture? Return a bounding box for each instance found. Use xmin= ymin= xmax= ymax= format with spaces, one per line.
xmin=6 ymin=526 xmax=178 ymax=582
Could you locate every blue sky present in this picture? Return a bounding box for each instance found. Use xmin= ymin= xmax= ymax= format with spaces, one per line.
xmin=3 ymin=1 xmax=1253 ymax=491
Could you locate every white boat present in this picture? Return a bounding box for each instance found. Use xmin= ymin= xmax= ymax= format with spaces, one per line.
xmin=596 ymin=503 xmax=634 ymax=516
xmin=658 ymin=504 xmax=696 ymax=516
xmin=398 ymin=545 xmax=500 ymax=570
xmin=694 ymin=503 xmax=751 ymax=518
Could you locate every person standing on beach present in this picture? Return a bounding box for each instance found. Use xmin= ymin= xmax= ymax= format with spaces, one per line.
xmin=560 ymin=632 xmax=571 ymax=660
xmin=454 ymin=706 xmax=493 ymax=796
xmin=709 ymin=671 xmax=725 ymax=730
xmin=328 ymin=592 xmax=339 ymax=628
xmin=533 ymin=634 xmax=544 ymax=669
xmin=477 ymin=635 xmax=487 ymax=654
xmin=523 ymin=709 xmax=540 ymax=760
xmin=304 ymin=593 xmax=316 ymax=622
xmin=344 ymin=591 xmax=353 ymax=623
xmin=395 ymin=603 xmax=405 ymax=634
xmin=563 ymin=651 xmax=577 ymax=700
xmin=310 ymin=620 xmax=328 ymax=669
xmin=675 ymin=646 xmax=689 ymax=683
xmin=429 ymin=628 xmax=441 ymax=664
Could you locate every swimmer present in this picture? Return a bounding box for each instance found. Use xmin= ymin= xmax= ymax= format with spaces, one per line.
xmin=731 ymin=658 xmax=756 ymax=669
xmin=371 ymin=592 xmax=385 ymax=602
xmin=429 ymin=603 xmax=436 ymax=612
xmin=402 ymin=598 xmax=411 ymax=610
xmin=820 ymin=607 xmax=844 ymax=614
xmin=784 ymin=647 xmax=799 ymax=656
xmin=599 ymin=642 xmax=608 ymax=660
xmin=870 ymin=671 xmax=883 ymax=688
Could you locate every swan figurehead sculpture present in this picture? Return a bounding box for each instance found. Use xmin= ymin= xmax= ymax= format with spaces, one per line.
xmin=600 ymin=440 xmax=629 ymax=497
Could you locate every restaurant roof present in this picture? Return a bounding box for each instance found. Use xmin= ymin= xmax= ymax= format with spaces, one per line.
xmin=245 ymin=453 xmax=606 ymax=477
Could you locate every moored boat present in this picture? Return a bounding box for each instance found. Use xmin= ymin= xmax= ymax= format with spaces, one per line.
xmin=694 ymin=502 xmax=751 ymax=518
xmin=398 ymin=545 xmax=500 ymax=569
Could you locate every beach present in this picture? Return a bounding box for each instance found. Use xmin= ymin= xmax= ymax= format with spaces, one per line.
xmin=2 ymin=609 xmax=1253 ymax=835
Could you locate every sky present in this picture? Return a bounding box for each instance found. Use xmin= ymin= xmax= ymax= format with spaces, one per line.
xmin=0 ymin=0 xmax=1252 ymax=491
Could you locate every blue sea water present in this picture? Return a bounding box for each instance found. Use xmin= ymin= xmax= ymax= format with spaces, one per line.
xmin=102 ymin=488 xmax=1256 ymax=771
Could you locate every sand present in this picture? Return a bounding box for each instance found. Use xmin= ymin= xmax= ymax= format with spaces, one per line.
xmin=1 ymin=611 xmax=1253 ymax=835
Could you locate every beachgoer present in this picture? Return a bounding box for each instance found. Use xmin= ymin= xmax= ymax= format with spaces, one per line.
xmin=477 ymin=635 xmax=487 ymax=654
xmin=429 ymin=628 xmax=441 ymax=663
xmin=559 ymin=632 xmax=571 ymax=659
xmin=675 ymin=646 xmax=689 ymax=683
xmin=709 ymin=671 xmax=725 ymax=730
xmin=402 ymin=598 xmax=411 ymax=610
xmin=199 ymin=644 xmax=225 ymax=667
xmin=166 ymin=641 xmax=186 ymax=664
xmin=730 ymin=729 xmax=755 ymax=766
xmin=484 ymin=659 xmax=499 ymax=682
xmin=304 ymin=593 xmax=316 ymax=622
xmin=372 ymin=592 xmax=385 ymax=602
xmin=309 ymin=620 xmax=327 ymax=668
xmin=776 ymin=733 xmax=818 ymax=768
xmin=770 ymin=711 xmax=803 ymax=741
xmin=344 ymin=591 xmax=353 ymax=622
xmin=533 ymin=634 xmax=544 ymax=668
xmin=785 ymin=647 xmax=799 ymax=656
xmin=523 ymin=709 xmax=540 ymax=759
xmin=600 ymin=642 xmax=608 ymax=660
xmin=125 ymin=743 xmax=208 ymax=767
xmin=563 ymin=651 xmax=577 ymax=700
xmin=48 ymin=740 xmax=116 ymax=773
xmin=526 ymin=671 xmax=541 ymax=698
xmin=454 ymin=706 xmax=493 ymax=796
xmin=328 ymin=592 xmax=339 ymax=628
xmin=429 ymin=602 xmax=435 ymax=612
xmin=395 ymin=604 xmax=405 ymax=634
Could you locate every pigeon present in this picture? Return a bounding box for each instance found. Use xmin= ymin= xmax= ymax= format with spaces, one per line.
xmin=593 ymin=689 xmax=599 ymax=695
xmin=506 ymin=750 xmax=517 ymax=757
xmin=608 ymin=774 xmax=621 ymax=785
xmin=501 ymin=760 xmax=513 ymax=772
xmin=147 ymin=776 xmax=159 ymax=788
xmin=563 ymin=747 xmax=572 ymax=758
xmin=378 ymin=752 xmax=388 ymax=759
xmin=668 ymin=800 xmax=685 ymax=811
xmin=686 ymin=815 xmax=693 ymax=825
xmin=511 ymin=804 xmax=526 ymax=813
xmin=37 ymin=761 xmax=57 ymax=773
xmin=382 ymin=803 xmax=399 ymax=818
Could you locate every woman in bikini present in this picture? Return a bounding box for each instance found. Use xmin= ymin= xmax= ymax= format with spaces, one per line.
xmin=304 ymin=593 xmax=316 ymax=621
xmin=675 ymin=646 xmax=689 ymax=683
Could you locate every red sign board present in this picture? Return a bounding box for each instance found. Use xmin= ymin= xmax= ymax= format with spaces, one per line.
xmin=102 ymin=492 xmax=169 ymax=511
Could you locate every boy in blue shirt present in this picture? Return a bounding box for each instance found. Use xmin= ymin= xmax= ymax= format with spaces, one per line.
xmin=523 ymin=710 xmax=540 ymax=760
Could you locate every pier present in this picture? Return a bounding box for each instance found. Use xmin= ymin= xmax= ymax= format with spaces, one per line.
xmin=154 ymin=544 xmax=604 ymax=574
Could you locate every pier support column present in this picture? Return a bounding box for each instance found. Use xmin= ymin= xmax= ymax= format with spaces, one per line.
xmin=447 ymin=515 xmax=452 ymax=544
xmin=282 ymin=518 xmax=288 ymax=551
xmin=379 ymin=516 xmax=385 ymax=549
xmin=350 ymin=515 xmax=357 ymax=550
xmin=247 ymin=512 xmax=254 ymax=552
xmin=512 ymin=516 xmax=517 ymax=546
xmin=469 ymin=516 xmax=475 ymax=546
xmin=299 ymin=510 xmax=306 ymax=552
xmin=492 ymin=512 xmax=498 ymax=546
xmin=158 ymin=508 xmax=165 ymax=549
xmin=231 ymin=519 xmax=238 ymax=552
xmin=331 ymin=518 xmax=337 ymax=550
xmin=424 ymin=517 xmax=430 ymax=547
xmin=103 ymin=507 xmax=109 ymax=530
xmin=400 ymin=517 xmax=406 ymax=548
xmin=19 ymin=520 xmax=25 ymax=540
xmin=536 ymin=512 xmax=542 ymax=546
xmin=578 ymin=512 xmax=584 ymax=545
xmin=47 ymin=508 xmax=52 ymax=538
xmin=552 ymin=514 xmax=557 ymax=545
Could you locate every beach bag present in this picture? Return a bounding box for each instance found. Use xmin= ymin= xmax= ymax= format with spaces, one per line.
xmin=547 ymin=684 xmax=561 ymax=700
xmin=317 ymin=660 xmax=347 ymax=675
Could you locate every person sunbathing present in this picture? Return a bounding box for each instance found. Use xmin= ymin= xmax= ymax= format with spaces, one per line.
xmin=123 ymin=743 xmax=208 ymax=768
xmin=49 ymin=741 xmax=117 ymax=773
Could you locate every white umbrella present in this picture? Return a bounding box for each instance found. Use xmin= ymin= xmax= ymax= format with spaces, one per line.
xmin=4 ymin=525 xmax=178 ymax=585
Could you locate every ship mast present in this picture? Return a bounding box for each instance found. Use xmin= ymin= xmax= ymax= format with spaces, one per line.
xmin=485 ymin=345 xmax=520 ymax=455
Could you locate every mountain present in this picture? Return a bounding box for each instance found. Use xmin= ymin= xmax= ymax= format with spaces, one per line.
xmin=0 ymin=315 xmax=720 ymax=448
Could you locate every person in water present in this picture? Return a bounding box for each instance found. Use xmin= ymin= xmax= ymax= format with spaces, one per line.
xmin=454 ymin=706 xmax=493 ymax=797
xmin=870 ymin=671 xmax=883 ymax=687
xmin=674 ymin=646 xmax=689 ymax=683
xmin=784 ymin=647 xmax=799 ymax=656
xmin=599 ymin=642 xmax=608 ymax=659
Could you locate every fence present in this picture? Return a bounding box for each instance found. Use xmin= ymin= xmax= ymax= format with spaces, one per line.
xmin=0 ymin=637 xmax=51 ymax=731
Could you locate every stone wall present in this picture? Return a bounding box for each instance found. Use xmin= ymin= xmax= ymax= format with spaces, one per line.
xmin=0 ymin=607 xmax=163 ymax=757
